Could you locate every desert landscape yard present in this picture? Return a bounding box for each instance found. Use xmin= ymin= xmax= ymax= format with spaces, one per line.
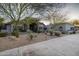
xmin=0 ymin=33 xmax=58 ymax=51
xmin=0 ymin=34 xmax=79 ymax=56
xmin=0 ymin=3 xmax=79 ymax=56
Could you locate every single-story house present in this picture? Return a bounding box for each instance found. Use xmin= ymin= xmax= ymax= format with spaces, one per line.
xmin=47 ymin=23 xmax=76 ymax=34
xmin=1 ymin=23 xmax=13 ymax=33
xmin=0 ymin=22 xmax=26 ymax=33
xmin=0 ymin=22 xmax=47 ymax=33
xmin=0 ymin=22 xmax=76 ymax=34
xmin=37 ymin=23 xmax=47 ymax=32
xmin=46 ymin=24 xmax=53 ymax=31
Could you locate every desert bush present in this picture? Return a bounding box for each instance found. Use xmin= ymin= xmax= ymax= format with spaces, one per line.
xmin=54 ymin=31 xmax=61 ymax=37
xmin=0 ymin=32 xmax=7 ymax=37
xmin=27 ymin=30 xmax=34 ymax=41
xmin=27 ymin=33 xmax=34 ymax=41
xmin=11 ymin=30 xmax=19 ymax=38
xmin=48 ymin=29 xmax=54 ymax=36
xmin=27 ymin=30 xmax=33 ymax=33
xmin=73 ymin=31 xmax=76 ymax=34
xmin=44 ymin=31 xmax=47 ymax=35
xmin=29 ymin=34 xmax=33 ymax=40
xmin=49 ymin=31 xmax=53 ymax=36
xmin=37 ymin=30 xmax=44 ymax=33
xmin=37 ymin=31 xmax=41 ymax=33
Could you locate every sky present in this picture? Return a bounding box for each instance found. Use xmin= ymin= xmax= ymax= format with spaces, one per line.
xmin=40 ymin=3 xmax=79 ymax=25
xmin=66 ymin=3 xmax=79 ymax=21
xmin=3 ymin=3 xmax=79 ymax=25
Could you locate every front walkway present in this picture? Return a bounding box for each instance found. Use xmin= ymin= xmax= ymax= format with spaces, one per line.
xmin=0 ymin=34 xmax=79 ymax=56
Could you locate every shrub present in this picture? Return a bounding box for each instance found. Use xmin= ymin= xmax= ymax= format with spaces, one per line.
xmin=28 ymin=33 xmax=34 ymax=41
xmin=54 ymin=31 xmax=61 ymax=37
xmin=37 ymin=31 xmax=41 ymax=33
xmin=73 ymin=31 xmax=76 ymax=34
xmin=27 ymin=30 xmax=34 ymax=41
xmin=48 ymin=29 xmax=54 ymax=36
xmin=0 ymin=32 xmax=7 ymax=37
xmin=49 ymin=31 xmax=53 ymax=36
xmin=29 ymin=34 xmax=33 ymax=40
xmin=44 ymin=31 xmax=47 ymax=35
xmin=27 ymin=30 xmax=33 ymax=33
xmin=11 ymin=31 xmax=19 ymax=38
xmin=38 ymin=30 xmax=44 ymax=33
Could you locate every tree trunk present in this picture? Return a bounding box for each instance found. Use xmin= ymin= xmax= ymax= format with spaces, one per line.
xmin=0 ymin=26 xmax=2 ymax=32
xmin=13 ymin=21 xmax=19 ymax=38
xmin=53 ymin=17 xmax=56 ymax=24
xmin=27 ymin=24 xmax=30 ymax=31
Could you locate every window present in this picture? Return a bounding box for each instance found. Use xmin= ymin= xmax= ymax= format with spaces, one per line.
xmin=70 ymin=27 xmax=74 ymax=30
xmin=59 ymin=26 xmax=63 ymax=31
xmin=2 ymin=25 xmax=7 ymax=30
xmin=39 ymin=27 xmax=42 ymax=29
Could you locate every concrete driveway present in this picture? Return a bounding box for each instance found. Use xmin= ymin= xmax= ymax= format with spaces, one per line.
xmin=0 ymin=34 xmax=79 ymax=56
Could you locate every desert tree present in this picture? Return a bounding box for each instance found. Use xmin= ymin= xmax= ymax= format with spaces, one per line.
xmin=72 ymin=20 xmax=79 ymax=25
xmin=0 ymin=17 xmax=4 ymax=31
xmin=0 ymin=3 xmax=37 ymax=37
xmin=0 ymin=3 xmax=67 ymax=27
xmin=0 ymin=3 xmax=52 ymax=37
xmin=32 ymin=3 xmax=68 ymax=24
xmin=0 ymin=3 xmax=68 ymax=37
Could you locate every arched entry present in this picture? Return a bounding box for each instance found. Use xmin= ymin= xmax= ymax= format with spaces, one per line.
xmin=59 ymin=26 xmax=63 ymax=31
xmin=30 ymin=23 xmax=38 ymax=32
